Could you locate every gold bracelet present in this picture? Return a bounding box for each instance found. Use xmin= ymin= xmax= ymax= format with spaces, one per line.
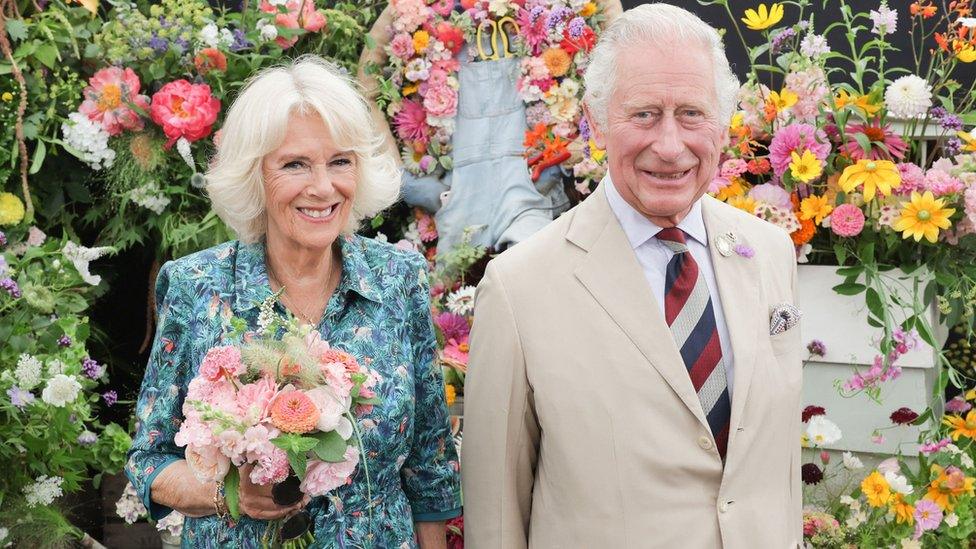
xmin=213 ymin=480 xmax=228 ymax=520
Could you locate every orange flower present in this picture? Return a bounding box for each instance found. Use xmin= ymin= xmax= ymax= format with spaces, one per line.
xmin=524 ymin=123 xmax=548 ymax=148
xmin=911 ymin=1 xmax=937 ymax=18
xmin=890 ymin=493 xmax=915 ymax=525
xmin=541 ymin=47 xmax=572 ymax=77
xmin=926 ymin=464 xmax=975 ymax=511
xmin=270 ymin=389 xmax=321 ymax=434
xmin=791 ymin=217 xmax=816 ymax=245
xmin=194 ymin=48 xmax=227 ymax=75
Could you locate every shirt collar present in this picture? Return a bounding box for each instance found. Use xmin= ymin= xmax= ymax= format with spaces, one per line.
xmin=233 ymin=234 xmax=382 ymax=313
xmin=603 ymin=173 xmax=708 ymax=249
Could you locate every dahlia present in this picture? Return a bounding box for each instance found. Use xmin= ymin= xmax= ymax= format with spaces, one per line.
xmin=768 ymin=123 xmax=831 ymax=178
xmin=885 ymin=75 xmax=932 ymax=119
xmin=394 ymin=99 xmax=430 ymax=144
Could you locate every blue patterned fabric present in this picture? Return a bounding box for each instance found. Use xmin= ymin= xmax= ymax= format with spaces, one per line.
xmin=124 ymin=235 xmax=462 ymax=548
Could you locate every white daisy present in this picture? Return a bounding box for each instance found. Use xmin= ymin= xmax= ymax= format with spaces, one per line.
xmin=842 ymin=451 xmax=863 ymax=470
xmin=445 ymin=286 xmax=477 ymax=316
xmin=805 ymin=415 xmax=842 ymax=447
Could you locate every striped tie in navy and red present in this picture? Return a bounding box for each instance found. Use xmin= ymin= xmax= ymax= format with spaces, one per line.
xmin=656 ymin=227 xmax=731 ymax=459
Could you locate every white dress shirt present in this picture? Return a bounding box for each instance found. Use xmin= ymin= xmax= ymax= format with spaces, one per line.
xmin=604 ymin=176 xmax=735 ymax=394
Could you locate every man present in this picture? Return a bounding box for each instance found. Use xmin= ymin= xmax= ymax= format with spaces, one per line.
xmin=462 ymin=4 xmax=803 ymax=548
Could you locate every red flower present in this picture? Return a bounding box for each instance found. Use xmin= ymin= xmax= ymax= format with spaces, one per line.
xmin=560 ymin=25 xmax=596 ymax=56
xmin=802 ymin=405 xmax=826 ymax=423
xmin=890 ymin=407 xmax=919 ymax=425
xmin=150 ymin=80 xmax=221 ymax=147
xmin=433 ymin=22 xmax=465 ymax=55
xmin=194 ymin=48 xmax=228 ymax=75
xmin=446 ymin=516 xmax=463 ymax=549
xmin=801 ymin=463 xmax=824 ymax=485
xmin=747 ymin=157 xmax=771 ymax=175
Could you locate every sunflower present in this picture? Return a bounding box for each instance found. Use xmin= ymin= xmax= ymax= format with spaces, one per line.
xmin=943 ymin=409 xmax=976 ymax=441
xmin=741 ymin=3 xmax=784 ymax=31
xmin=838 ymin=159 xmax=901 ymax=202
xmin=892 ymin=191 xmax=955 ymax=243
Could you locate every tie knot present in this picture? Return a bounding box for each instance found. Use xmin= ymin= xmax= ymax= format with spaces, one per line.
xmin=656 ymin=227 xmax=687 ymax=244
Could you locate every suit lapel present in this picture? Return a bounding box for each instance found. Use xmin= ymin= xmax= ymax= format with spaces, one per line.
xmin=570 ymin=184 xmax=710 ymax=430
xmin=700 ymin=196 xmax=761 ymax=446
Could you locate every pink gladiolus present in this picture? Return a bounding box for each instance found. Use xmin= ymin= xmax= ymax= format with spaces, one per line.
xmin=150 ymin=80 xmax=220 ymax=147
xmin=78 ymin=67 xmax=150 ymax=135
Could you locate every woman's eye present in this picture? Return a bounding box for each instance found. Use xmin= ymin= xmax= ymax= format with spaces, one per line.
xmin=283 ymin=160 xmax=306 ymax=170
xmin=331 ymin=157 xmax=353 ymax=167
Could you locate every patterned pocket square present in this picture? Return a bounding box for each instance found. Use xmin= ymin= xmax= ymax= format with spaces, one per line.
xmin=769 ymin=303 xmax=802 ymax=336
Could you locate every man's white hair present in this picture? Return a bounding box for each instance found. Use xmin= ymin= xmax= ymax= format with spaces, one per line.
xmin=206 ymin=55 xmax=400 ymax=243
xmin=583 ymin=3 xmax=740 ymax=128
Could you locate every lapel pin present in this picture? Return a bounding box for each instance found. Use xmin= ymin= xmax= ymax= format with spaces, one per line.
xmin=713 ymin=232 xmax=736 ymax=257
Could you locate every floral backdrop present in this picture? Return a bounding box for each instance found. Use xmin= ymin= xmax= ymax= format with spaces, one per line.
xmin=1 ymin=0 xmax=976 ymax=547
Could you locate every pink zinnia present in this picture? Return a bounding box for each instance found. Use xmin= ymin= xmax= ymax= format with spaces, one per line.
xmin=435 ymin=312 xmax=469 ymax=341
xmin=895 ymin=162 xmax=926 ymax=195
xmin=768 ymin=123 xmax=831 ymax=178
xmin=443 ymin=336 xmax=469 ymax=364
xmin=829 ymin=204 xmax=865 ymax=237
xmin=78 ymin=67 xmax=150 ymax=136
xmin=841 ymin=120 xmax=908 ymax=161
xmin=720 ymin=158 xmax=749 ymax=179
xmin=394 ymin=99 xmax=430 ymax=144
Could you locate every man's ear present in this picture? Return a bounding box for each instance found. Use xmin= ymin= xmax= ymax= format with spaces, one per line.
xmin=582 ymin=102 xmax=607 ymax=150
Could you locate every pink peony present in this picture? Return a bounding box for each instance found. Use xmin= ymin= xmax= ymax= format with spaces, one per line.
xmin=305 ymin=386 xmax=352 ymax=437
xmin=78 ymin=67 xmax=150 ymax=136
xmin=237 ymin=375 xmax=277 ymax=423
xmin=394 ymin=99 xmax=430 ymax=144
xmin=768 ymin=123 xmax=831 ymax=178
xmin=829 ymin=204 xmax=865 ymax=237
xmin=390 ymin=33 xmax=415 ymax=60
xmin=423 ymin=85 xmax=458 ymax=120
xmin=149 ymin=80 xmax=220 ymax=147
xmin=895 ymin=162 xmax=926 ymax=195
xmin=250 ymin=447 xmax=290 ymax=485
xmin=185 ymin=444 xmax=231 ymax=482
xmin=300 ymin=447 xmax=359 ymax=496
xmin=199 ymin=345 xmax=245 ymax=382
xmin=924 ymin=169 xmax=964 ymax=196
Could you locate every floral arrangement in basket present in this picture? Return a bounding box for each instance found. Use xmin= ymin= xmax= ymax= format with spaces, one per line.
xmin=700 ymin=0 xmax=976 ymax=398
xmin=173 ymin=297 xmax=381 ymax=543
xmin=378 ymin=0 xmax=608 ymax=191
xmin=797 ymin=387 xmax=976 ymax=547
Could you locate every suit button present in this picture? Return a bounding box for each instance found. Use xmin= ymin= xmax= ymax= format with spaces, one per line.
xmin=719 ymin=501 xmax=730 ymax=513
xmin=698 ymin=436 xmax=713 ymax=450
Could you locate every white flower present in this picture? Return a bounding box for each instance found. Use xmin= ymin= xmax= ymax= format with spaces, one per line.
xmin=15 ymin=354 xmax=42 ymax=390
xmin=446 ymin=286 xmax=477 ymax=315
xmin=945 ymin=512 xmax=959 ymax=527
xmin=805 ymin=416 xmax=842 ymax=447
xmin=839 ymin=495 xmax=860 ymax=510
xmin=257 ymin=19 xmax=278 ymax=42
xmin=115 ymin=482 xmax=148 ymax=524
xmin=199 ymin=22 xmax=220 ymax=47
xmin=842 ymin=451 xmax=863 ymax=470
xmin=900 ymin=539 xmax=922 ymax=549
xmin=488 ymin=0 xmax=510 ymax=16
xmin=26 ymin=226 xmax=46 ymax=247
xmin=845 ymin=509 xmax=867 ymax=528
xmin=869 ymin=4 xmax=897 ymax=35
xmin=959 ymin=17 xmax=976 ymax=28
xmin=884 ymin=470 xmax=914 ymax=495
xmin=23 ymin=475 xmax=63 ymax=507
xmin=0 ymin=526 xmax=8 ymax=548
xmin=402 ymin=221 xmax=422 ymax=248
xmin=799 ymin=34 xmax=830 ymax=58
xmin=156 ymin=510 xmax=185 ymax=537
xmin=46 ymin=359 xmax=67 ymax=376
xmin=129 ymin=182 xmax=171 ymax=215
xmin=404 ymin=58 xmax=432 ymax=82
xmin=62 ymin=241 xmax=113 ymax=286
xmin=962 ymin=452 xmax=975 ymax=469
xmin=41 ymin=374 xmax=81 ymax=407
xmin=885 ymin=75 xmax=932 ymax=119
xmin=176 ymin=137 xmax=195 ymax=170
xmin=61 ymin=112 xmax=116 ymax=170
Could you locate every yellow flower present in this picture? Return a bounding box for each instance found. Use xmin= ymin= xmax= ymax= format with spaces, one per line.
xmin=926 ymin=464 xmax=976 ymax=511
xmin=0 ymin=192 xmax=25 ymax=226
xmin=890 ymin=493 xmax=915 ymax=525
xmin=954 ymin=40 xmax=976 ymax=63
xmin=768 ymin=89 xmax=798 ymax=112
xmin=70 ymin=0 xmax=99 ymax=14
xmin=729 ymin=112 xmax=744 ymax=132
xmin=716 ymin=177 xmax=746 ymax=202
xmin=579 ymin=2 xmax=597 ymax=17
xmin=445 ymin=383 xmax=456 ymax=406
xmin=833 ymin=89 xmax=882 ymax=116
xmin=838 ymin=159 xmax=901 ymax=202
xmin=412 ymin=30 xmax=430 ymax=54
xmin=958 ymin=130 xmax=976 ymax=153
xmin=0 ymin=92 xmax=12 ymax=102
xmin=944 ymin=409 xmax=976 ymax=441
xmin=862 ymin=471 xmax=892 ymax=507
xmin=893 ymin=191 xmax=955 ymax=243
xmin=965 ymin=388 xmax=976 ymax=401
xmin=799 ymin=195 xmax=833 ymax=225
xmin=741 ymin=3 xmax=784 ymax=31
xmin=402 ymin=83 xmax=419 ymax=97
xmin=589 ymin=139 xmax=605 ymax=162
xmin=789 ymin=149 xmax=822 ymax=183
xmin=728 ymin=195 xmax=758 ymax=215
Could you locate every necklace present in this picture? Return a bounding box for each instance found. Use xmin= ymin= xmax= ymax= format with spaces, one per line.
xmin=265 ymin=259 xmax=339 ymax=326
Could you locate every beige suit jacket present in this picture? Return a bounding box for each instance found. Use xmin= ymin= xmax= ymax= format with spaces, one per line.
xmin=462 ymin=183 xmax=803 ymax=548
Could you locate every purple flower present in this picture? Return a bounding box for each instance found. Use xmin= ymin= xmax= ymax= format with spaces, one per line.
xmin=567 ymin=16 xmax=586 ymax=39
xmin=7 ymin=386 xmax=35 ymax=409
xmin=102 ymin=390 xmax=118 ymax=407
xmin=435 ymin=312 xmax=470 ymax=342
xmin=172 ymin=37 xmax=190 ymax=55
xmin=946 ymin=396 xmax=973 ymax=413
xmin=733 ymin=244 xmax=755 ymax=258
xmin=801 ymin=463 xmax=823 ymax=484
xmin=0 ymin=230 xmax=6 ymax=247
xmin=81 ymin=357 xmax=102 ymax=379
xmin=229 ymin=28 xmax=252 ymax=52
xmin=77 ymin=431 xmax=98 ymax=446
xmin=771 ymin=27 xmax=796 ymax=54
xmin=807 ymin=339 xmax=827 ymax=357
xmin=913 ymin=498 xmax=943 ymax=537
xmin=1 ymin=278 xmax=21 ymax=298
xmin=930 ymin=106 xmax=948 ymax=119
xmin=944 ymin=137 xmax=962 ymax=157
xmin=940 ymin=114 xmax=963 ymax=132
xmin=57 ymin=335 xmax=72 ymax=348
xmin=148 ymin=35 xmax=169 ymax=54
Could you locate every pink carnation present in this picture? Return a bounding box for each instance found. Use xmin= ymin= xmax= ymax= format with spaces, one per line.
xmin=250 ymin=447 xmax=290 ymax=485
xmin=924 ymin=169 xmax=964 ymax=197
xmin=150 ymin=80 xmax=220 ymax=147
xmin=199 ymin=345 xmax=246 ymax=382
xmin=895 ymin=162 xmax=926 ymax=195
xmin=390 ymin=33 xmax=415 ymax=60
xmin=394 ymin=99 xmax=430 ymax=144
xmin=78 ymin=67 xmax=150 ymax=136
xmin=423 ymin=85 xmax=458 ymax=119
xmin=768 ymin=123 xmax=831 ymax=179
xmin=830 ymin=204 xmax=865 ymax=237
xmin=300 ymin=447 xmax=360 ymax=496
xmin=237 ymin=375 xmax=277 ymax=423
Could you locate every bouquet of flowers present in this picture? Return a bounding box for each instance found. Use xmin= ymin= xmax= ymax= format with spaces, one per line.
xmin=174 ymin=303 xmax=381 ymax=541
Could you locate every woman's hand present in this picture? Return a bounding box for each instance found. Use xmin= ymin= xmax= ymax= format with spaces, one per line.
xmin=238 ymin=464 xmax=310 ymax=521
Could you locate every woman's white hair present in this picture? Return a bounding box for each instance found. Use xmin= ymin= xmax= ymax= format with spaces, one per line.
xmin=207 ymin=55 xmax=400 ymax=243
xmin=583 ymin=3 xmax=740 ymax=129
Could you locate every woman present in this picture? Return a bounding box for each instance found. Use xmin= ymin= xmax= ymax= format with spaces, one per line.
xmin=125 ymin=56 xmax=461 ymax=548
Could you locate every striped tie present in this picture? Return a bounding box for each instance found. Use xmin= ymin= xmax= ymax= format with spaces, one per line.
xmin=656 ymin=227 xmax=731 ymax=459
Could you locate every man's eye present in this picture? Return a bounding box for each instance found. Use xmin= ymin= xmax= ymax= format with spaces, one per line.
xmin=683 ymin=109 xmax=703 ymax=117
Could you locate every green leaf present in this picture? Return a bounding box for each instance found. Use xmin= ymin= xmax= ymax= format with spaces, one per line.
xmin=287 ymin=450 xmax=308 ymax=480
xmin=34 ymin=42 xmax=58 ymax=69
xmin=29 ymin=140 xmax=45 ymax=175
xmin=5 ymin=20 xmax=27 ymax=42
xmin=272 ymin=433 xmax=319 ymax=453
xmin=832 ymin=282 xmax=866 ymax=295
xmin=225 ymin=467 xmax=241 ymax=520
xmin=836 ymin=266 xmax=863 ymax=277
xmin=833 ymin=243 xmax=848 ymax=266
xmin=312 ymin=430 xmax=348 ymax=463
xmin=865 ymin=287 xmax=884 ymax=321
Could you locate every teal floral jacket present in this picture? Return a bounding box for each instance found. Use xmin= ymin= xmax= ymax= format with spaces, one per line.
xmin=125 ymin=235 xmax=462 ymax=548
